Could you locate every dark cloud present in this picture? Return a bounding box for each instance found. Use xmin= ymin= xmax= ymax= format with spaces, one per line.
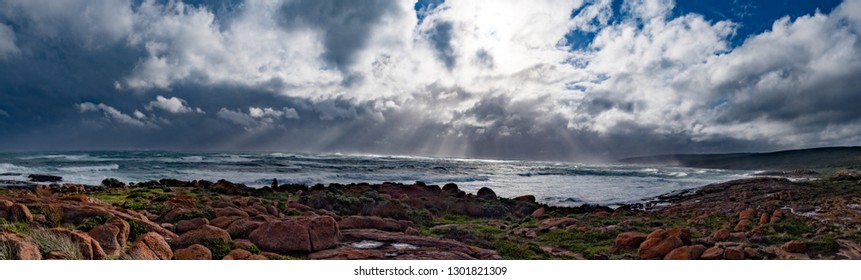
xmin=0 ymin=0 xmax=859 ymax=162
xmin=426 ymin=21 xmax=456 ymax=70
xmin=277 ymin=0 xmax=403 ymax=72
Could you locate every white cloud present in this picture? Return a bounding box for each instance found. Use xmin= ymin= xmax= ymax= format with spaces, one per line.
xmin=249 ymin=107 xmax=299 ymax=120
xmin=0 ymin=0 xmax=133 ymax=48
xmin=0 ymin=108 xmax=9 ymax=117
xmin=217 ymin=106 xmax=299 ymax=130
xmin=8 ymin=0 xmax=861 ymax=154
xmin=77 ymin=102 xmax=149 ymax=127
xmin=145 ymin=95 xmax=203 ymax=114
xmin=0 ymin=23 xmax=20 ymax=58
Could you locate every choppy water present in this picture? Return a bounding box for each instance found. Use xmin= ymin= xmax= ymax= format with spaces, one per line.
xmin=0 ymin=151 xmax=751 ymax=207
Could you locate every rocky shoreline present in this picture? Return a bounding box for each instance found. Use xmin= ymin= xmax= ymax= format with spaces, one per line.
xmin=2 ymin=171 xmax=861 ymax=260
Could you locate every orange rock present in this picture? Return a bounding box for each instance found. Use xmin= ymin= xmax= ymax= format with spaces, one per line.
xmin=739 ymin=208 xmax=756 ymax=220
xmin=664 ymin=245 xmax=707 ymax=260
xmin=723 ymin=247 xmax=745 ymax=260
xmin=126 ymin=232 xmax=173 ymax=260
xmin=249 ymin=216 xmax=339 ymax=254
xmin=172 ymin=225 xmax=232 ymax=249
xmin=214 ymin=207 xmax=250 ymax=218
xmin=781 ymin=240 xmax=807 ymax=253
xmin=536 ymin=217 xmax=577 ymax=231
xmin=638 ymin=235 xmax=684 ymax=259
xmin=712 ymin=228 xmax=730 ymax=241
xmin=647 ymin=229 xmax=668 ymax=240
xmin=49 ymin=229 xmax=106 ymax=260
xmin=89 ymin=224 xmax=122 ymax=257
xmin=175 ymin=218 xmax=209 ymax=234
xmin=759 ymin=213 xmax=769 ymax=225
xmin=174 ymin=244 xmax=212 ymax=260
xmin=210 ymin=216 xmax=243 ymax=229
xmin=0 ymin=232 xmax=41 ymax=260
xmin=9 ymin=203 xmax=33 ymax=223
xmin=734 ymin=219 xmax=751 ymax=231
xmin=770 ymin=210 xmax=783 ymax=224
xmin=530 ymin=207 xmax=545 ymax=218
xmin=667 ymin=228 xmax=691 ymax=245
xmin=700 ymin=247 xmax=724 ymax=260
xmin=614 ymin=232 xmax=648 ymax=249
xmin=223 ymin=249 xmax=267 ymax=260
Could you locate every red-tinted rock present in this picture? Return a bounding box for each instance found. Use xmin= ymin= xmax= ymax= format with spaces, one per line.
xmin=106 ymin=217 xmax=130 ymax=246
xmin=89 ymin=224 xmax=122 ymax=257
xmin=404 ymin=227 xmax=420 ymax=236
xmin=9 ymin=203 xmax=34 ymax=223
xmin=45 ymin=251 xmax=73 ymax=260
xmin=759 ymin=213 xmax=769 ymax=225
xmin=537 ymin=217 xmax=577 ymax=231
xmin=530 ymin=207 xmax=545 ymax=218
xmin=0 ymin=232 xmax=41 ymax=260
xmin=734 ymin=219 xmax=751 ymax=231
xmin=49 ymin=229 xmax=106 ymax=260
xmin=209 ymin=216 xmax=243 ymax=229
xmin=723 ymin=247 xmax=745 ymax=260
xmin=781 ymin=240 xmax=807 ymax=254
xmin=222 ymin=249 xmax=267 ymax=260
xmin=174 ymin=244 xmax=212 ymax=260
xmin=338 ymin=216 xmax=409 ymax=232
xmin=226 ymin=218 xmax=265 ymax=239
xmin=667 ymin=228 xmax=691 ymax=245
xmin=248 ymin=216 xmax=339 ymax=254
xmin=614 ymin=232 xmax=648 ymax=249
xmin=172 ymin=225 xmax=232 ymax=249
xmin=126 ymin=232 xmax=173 ymax=260
xmin=712 ymin=228 xmax=730 ymax=241
xmin=700 ymin=247 xmax=724 ymax=260
xmin=175 ymin=218 xmax=209 ymax=234
xmin=215 ymin=207 xmax=249 ymax=218
xmin=770 ymin=210 xmax=783 ymax=224
xmin=663 ymin=245 xmax=707 ymax=260
xmin=739 ymin=208 xmax=756 ymax=220
xmin=59 ymin=205 xmax=112 ymax=224
xmin=639 ymin=236 xmax=684 ymax=259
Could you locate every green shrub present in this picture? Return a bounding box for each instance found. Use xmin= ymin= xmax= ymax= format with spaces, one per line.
xmin=102 ymin=178 xmax=125 ymax=188
xmin=201 ymin=238 xmax=233 ymax=260
xmin=244 ymin=244 xmax=261 ymax=254
xmin=0 ymin=241 xmax=15 ymax=260
xmin=406 ymin=208 xmax=433 ymax=227
xmin=77 ymin=215 xmax=110 ymax=232
xmin=125 ymin=219 xmax=149 ymax=242
xmin=29 ymin=230 xmax=83 ymax=260
xmin=1 ymin=222 xmax=32 ymax=235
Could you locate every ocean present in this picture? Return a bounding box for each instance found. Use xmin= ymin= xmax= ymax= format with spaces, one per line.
xmin=0 ymin=151 xmax=750 ymax=207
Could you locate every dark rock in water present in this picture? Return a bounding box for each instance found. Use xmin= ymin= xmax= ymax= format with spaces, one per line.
xmin=1 ymin=173 xmax=22 ymax=176
xmin=513 ymin=195 xmax=536 ymax=203
xmin=442 ymin=183 xmax=459 ymax=192
xmin=28 ymin=174 xmax=62 ymax=182
xmin=476 ymin=187 xmax=497 ymax=200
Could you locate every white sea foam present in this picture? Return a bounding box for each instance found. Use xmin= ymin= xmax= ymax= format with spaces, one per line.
xmin=57 ymin=164 xmax=120 ymax=172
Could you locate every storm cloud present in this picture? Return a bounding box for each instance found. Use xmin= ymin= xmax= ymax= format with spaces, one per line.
xmin=1 ymin=0 xmax=860 ymax=161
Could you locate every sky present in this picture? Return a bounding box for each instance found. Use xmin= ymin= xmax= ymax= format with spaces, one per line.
xmin=0 ymin=0 xmax=859 ymax=161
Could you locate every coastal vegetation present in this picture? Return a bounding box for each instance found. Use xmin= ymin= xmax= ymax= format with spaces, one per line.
xmin=1 ymin=169 xmax=861 ymax=260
